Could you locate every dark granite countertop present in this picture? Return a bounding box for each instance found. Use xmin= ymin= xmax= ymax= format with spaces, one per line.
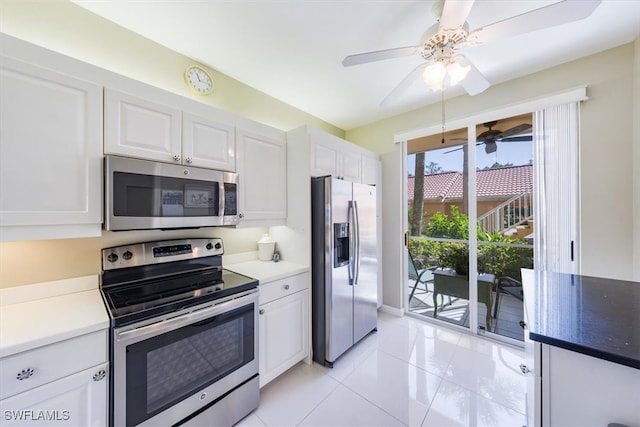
xmin=528 ymin=270 xmax=640 ymax=369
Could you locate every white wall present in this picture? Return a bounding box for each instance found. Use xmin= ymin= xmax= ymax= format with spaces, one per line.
xmin=380 ymin=151 xmax=404 ymax=311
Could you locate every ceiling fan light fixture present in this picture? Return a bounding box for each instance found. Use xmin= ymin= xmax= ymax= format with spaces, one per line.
xmin=422 ymin=60 xmax=447 ymax=90
xmin=447 ymin=60 xmax=470 ymax=85
xmin=422 ymin=56 xmax=470 ymax=91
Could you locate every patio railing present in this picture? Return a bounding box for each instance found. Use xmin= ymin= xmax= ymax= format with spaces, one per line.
xmin=478 ymin=191 xmax=532 ymax=234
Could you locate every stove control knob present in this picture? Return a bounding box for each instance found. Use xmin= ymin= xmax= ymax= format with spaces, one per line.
xmin=106 ymin=252 xmax=118 ymax=263
xmin=214 ymin=242 xmax=222 ymax=250
xmin=122 ymin=251 xmax=133 ymax=261
xmin=206 ymin=243 xmax=213 ymax=250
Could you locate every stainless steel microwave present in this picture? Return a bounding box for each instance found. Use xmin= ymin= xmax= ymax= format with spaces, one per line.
xmin=104 ymin=155 xmax=238 ymax=231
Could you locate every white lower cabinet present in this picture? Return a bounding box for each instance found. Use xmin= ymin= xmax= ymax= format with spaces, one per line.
xmin=258 ymin=273 xmax=309 ymax=387
xmin=0 ymin=363 xmax=108 ymax=427
xmin=541 ymin=345 xmax=640 ymax=427
xmin=0 ymin=330 xmax=109 ymax=426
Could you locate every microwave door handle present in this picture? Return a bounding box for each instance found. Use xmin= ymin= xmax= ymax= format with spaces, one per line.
xmin=219 ymin=181 xmax=225 ymax=217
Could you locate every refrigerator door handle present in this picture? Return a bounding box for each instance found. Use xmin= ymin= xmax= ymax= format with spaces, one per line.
xmin=348 ymin=201 xmax=355 ymax=286
xmin=353 ymin=200 xmax=360 ymax=285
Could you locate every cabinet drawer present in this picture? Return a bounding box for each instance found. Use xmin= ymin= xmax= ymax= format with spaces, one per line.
xmin=0 ymin=330 xmax=107 ymax=400
xmin=259 ymin=273 xmax=309 ymax=306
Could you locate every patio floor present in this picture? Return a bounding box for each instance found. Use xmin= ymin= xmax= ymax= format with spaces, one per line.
xmin=408 ymin=286 xmax=524 ymax=341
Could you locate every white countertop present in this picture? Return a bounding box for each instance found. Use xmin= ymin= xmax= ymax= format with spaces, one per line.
xmin=225 ymin=260 xmax=309 ymax=284
xmin=0 ymin=275 xmax=110 ymax=358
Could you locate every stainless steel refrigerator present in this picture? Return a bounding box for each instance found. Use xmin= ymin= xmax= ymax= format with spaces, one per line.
xmin=311 ymin=176 xmax=378 ymax=367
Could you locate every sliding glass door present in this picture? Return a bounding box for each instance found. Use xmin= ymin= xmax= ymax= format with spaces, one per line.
xmin=407 ymin=126 xmax=472 ymax=332
xmin=407 ymin=114 xmax=535 ymax=342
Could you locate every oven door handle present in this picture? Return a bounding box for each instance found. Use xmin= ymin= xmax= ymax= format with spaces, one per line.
xmin=115 ymin=290 xmax=258 ymax=343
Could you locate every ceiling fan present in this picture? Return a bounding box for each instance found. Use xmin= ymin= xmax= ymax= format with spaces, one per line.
xmin=445 ymin=120 xmax=532 ymax=154
xmin=342 ymin=0 xmax=601 ymax=105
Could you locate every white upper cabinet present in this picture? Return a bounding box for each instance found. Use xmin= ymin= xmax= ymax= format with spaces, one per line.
xmin=104 ymin=89 xmax=236 ymax=171
xmin=104 ymin=88 xmax=182 ymax=163
xmin=361 ymin=153 xmax=381 ymax=187
xmin=310 ymin=138 xmax=339 ymax=177
xmin=182 ymin=113 xmax=235 ymax=171
xmin=236 ymin=126 xmax=286 ymax=225
xmin=310 ymin=133 xmax=362 ymax=182
xmin=0 ymin=57 xmax=102 ymax=241
xmin=306 ymin=127 xmax=379 ymax=185
xmin=338 ymin=147 xmax=362 ymax=182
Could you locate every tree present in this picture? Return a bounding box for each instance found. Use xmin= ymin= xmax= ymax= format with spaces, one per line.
xmin=425 ymin=161 xmax=443 ymax=174
xmin=410 ymin=152 xmax=425 ymax=235
xmin=483 ymin=161 xmax=514 ymax=170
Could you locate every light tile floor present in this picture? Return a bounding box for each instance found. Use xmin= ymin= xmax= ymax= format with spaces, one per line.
xmin=237 ymin=311 xmax=528 ymax=427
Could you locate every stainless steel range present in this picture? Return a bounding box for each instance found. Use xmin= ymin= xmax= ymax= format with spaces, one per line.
xmin=100 ymin=238 xmax=259 ymax=427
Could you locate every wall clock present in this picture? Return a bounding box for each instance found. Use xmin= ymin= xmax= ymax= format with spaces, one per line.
xmin=184 ymin=65 xmax=213 ymax=95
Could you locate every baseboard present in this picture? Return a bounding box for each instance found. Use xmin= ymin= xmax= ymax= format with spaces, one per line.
xmin=379 ymin=305 xmax=403 ymax=317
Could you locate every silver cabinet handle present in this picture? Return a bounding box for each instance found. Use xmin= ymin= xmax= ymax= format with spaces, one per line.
xmin=259 ymin=309 xmax=265 ymax=315
xmin=16 ymin=368 xmax=34 ymax=380
xmin=519 ymin=363 xmax=530 ymax=374
xmin=173 ymin=154 xmax=181 ymax=162
xmin=239 ymin=213 xmax=244 ymax=219
xmin=185 ymin=157 xmax=193 ymax=164
xmin=284 ymin=284 xmax=290 ymax=290
xmin=93 ymin=370 xmax=106 ymax=382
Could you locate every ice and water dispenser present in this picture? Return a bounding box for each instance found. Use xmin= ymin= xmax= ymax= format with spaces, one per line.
xmin=333 ymin=223 xmax=350 ymax=267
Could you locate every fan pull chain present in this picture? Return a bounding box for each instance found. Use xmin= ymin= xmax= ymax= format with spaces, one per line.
xmin=441 ymin=89 xmax=445 ymax=144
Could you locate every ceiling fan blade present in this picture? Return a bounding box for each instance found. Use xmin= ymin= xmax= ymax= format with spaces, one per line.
xmin=470 ymin=0 xmax=601 ymax=45
xmin=342 ymin=46 xmax=419 ymax=67
xmin=496 ymin=123 xmax=532 ymax=139
xmin=439 ymin=0 xmax=475 ymax=31
xmin=457 ymin=55 xmax=490 ymax=96
xmin=500 ymin=136 xmax=532 ymax=142
xmin=380 ymin=63 xmax=427 ymax=106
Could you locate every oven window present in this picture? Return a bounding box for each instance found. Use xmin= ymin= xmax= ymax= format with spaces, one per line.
xmin=124 ymin=303 xmax=255 ymax=426
xmin=113 ymin=172 xmax=220 ymax=217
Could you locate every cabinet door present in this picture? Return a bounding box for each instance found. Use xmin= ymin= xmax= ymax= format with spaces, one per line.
xmin=236 ymin=128 xmax=286 ymax=222
xmin=310 ymin=139 xmax=339 ymax=177
xmin=182 ymin=113 xmax=236 ymax=171
xmin=340 ymin=149 xmax=362 ymax=182
xmin=0 ymin=57 xmax=102 ymax=239
xmin=0 ymin=363 xmax=108 ymax=427
xmin=104 ymin=88 xmax=182 ymax=163
xmin=361 ymin=155 xmax=380 ymax=186
xmin=259 ymin=289 xmax=309 ymax=387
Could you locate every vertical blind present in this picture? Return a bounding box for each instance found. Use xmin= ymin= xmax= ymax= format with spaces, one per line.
xmin=533 ymin=102 xmax=580 ymax=274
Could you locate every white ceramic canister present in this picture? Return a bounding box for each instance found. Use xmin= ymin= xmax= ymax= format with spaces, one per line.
xmin=258 ymin=234 xmax=275 ymax=261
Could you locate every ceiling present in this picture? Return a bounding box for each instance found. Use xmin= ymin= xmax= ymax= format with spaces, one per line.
xmin=72 ymin=1 xmax=640 ymax=130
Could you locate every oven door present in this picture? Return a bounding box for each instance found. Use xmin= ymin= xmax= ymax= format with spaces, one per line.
xmin=105 ymin=155 xmax=238 ymax=231
xmin=112 ymin=290 xmax=258 ymax=427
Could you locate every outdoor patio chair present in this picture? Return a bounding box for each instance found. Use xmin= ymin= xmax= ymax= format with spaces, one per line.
xmin=492 ymin=276 xmax=524 ymax=319
xmin=408 ymin=250 xmax=436 ymax=302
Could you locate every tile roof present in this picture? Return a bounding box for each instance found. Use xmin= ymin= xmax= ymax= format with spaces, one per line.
xmin=408 ymin=164 xmax=532 ymax=201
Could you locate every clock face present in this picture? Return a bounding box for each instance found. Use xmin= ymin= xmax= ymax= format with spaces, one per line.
xmin=185 ymin=66 xmax=213 ymax=95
